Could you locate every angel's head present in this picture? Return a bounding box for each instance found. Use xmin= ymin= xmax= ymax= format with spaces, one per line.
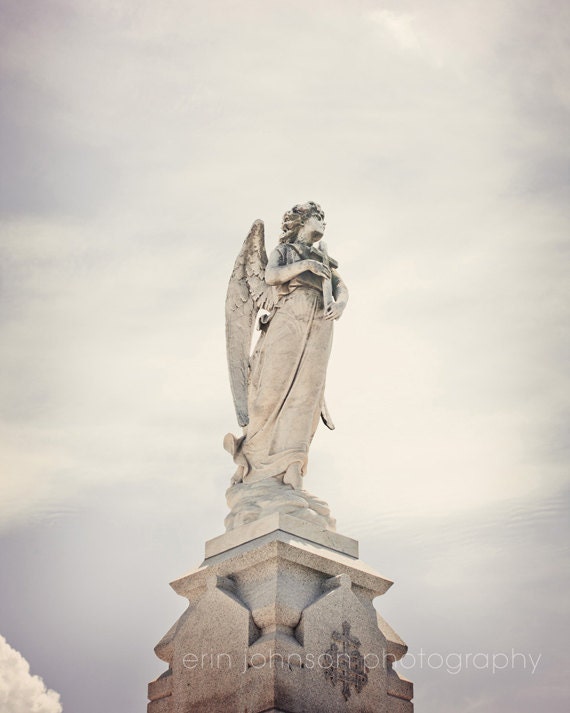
xmin=280 ymin=202 xmax=326 ymax=244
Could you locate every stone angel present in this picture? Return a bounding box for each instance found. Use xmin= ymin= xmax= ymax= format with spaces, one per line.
xmin=224 ymin=202 xmax=348 ymax=497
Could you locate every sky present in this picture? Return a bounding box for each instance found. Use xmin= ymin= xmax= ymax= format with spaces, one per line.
xmin=0 ymin=1 xmax=568 ymax=711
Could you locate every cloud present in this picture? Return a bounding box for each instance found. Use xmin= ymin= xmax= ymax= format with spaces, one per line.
xmin=0 ymin=636 xmax=62 ymax=713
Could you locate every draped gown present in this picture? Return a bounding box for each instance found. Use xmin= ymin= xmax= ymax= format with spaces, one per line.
xmin=233 ymin=242 xmax=335 ymax=483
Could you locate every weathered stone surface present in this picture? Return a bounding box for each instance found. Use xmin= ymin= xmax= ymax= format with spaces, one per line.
xmin=149 ymin=526 xmax=413 ymax=712
xmin=386 ymin=697 xmax=414 ymax=713
xmin=148 ymin=668 xmax=172 ymax=702
xmin=387 ymin=668 xmax=414 ymax=702
xmin=224 ymin=476 xmax=337 ymax=531
xmin=294 ymin=573 xmax=389 ymax=711
xmin=176 ymin=536 xmax=392 ymax=597
xmin=206 ymin=512 xmax=358 ymax=559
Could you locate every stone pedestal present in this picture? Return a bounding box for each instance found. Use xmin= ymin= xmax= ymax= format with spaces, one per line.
xmin=148 ymin=514 xmax=413 ymax=712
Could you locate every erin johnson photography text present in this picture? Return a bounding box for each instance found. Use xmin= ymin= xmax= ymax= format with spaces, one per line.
xmin=181 ymin=649 xmax=542 ymax=676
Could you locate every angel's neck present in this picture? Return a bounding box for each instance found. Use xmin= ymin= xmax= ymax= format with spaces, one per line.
xmin=296 ymin=235 xmax=321 ymax=247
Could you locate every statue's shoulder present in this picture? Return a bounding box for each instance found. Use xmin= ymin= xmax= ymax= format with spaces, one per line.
xmin=273 ymin=242 xmax=300 ymax=265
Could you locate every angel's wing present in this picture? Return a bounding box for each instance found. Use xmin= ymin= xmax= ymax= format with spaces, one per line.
xmin=225 ymin=219 xmax=275 ymax=427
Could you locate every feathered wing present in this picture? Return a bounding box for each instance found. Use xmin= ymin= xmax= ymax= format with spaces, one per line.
xmin=225 ymin=219 xmax=275 ymax=427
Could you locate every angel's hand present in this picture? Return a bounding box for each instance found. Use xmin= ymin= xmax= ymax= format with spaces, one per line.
xmin=324 ymin=302 xmax=345 ymax=320
xmin=305 ymin=260 xmax=331 ymax=279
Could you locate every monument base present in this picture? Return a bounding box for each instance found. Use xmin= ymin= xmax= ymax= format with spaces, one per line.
xmin=148 ymin=514 xmax=413 ymax=712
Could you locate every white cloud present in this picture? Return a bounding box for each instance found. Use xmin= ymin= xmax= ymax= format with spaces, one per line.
xmin=0 ymin=636 xmax=62 ymax=713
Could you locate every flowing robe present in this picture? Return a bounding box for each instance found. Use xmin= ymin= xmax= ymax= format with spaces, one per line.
xmin=237 ymin=243 xmax=334 ymax=482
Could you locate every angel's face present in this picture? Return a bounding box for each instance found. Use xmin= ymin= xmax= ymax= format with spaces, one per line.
xmin=297 ymin=214 xmax=325 ymax=244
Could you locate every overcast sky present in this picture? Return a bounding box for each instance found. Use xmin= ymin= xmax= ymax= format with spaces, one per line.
xmin=0 ymin=1 xmax=569 ymax=712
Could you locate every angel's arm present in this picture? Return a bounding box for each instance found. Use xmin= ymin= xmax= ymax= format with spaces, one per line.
xmin=324 ymin=270 xmax=349 ymax=321
xmin=332 ymin=270 xmax=349 ymax=308
xmin=265 ymin=247 xmax=331 ymax=286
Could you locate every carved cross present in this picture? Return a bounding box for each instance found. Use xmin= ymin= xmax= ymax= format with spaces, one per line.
xmin=324 ymin=621 xmax=369 ymax=701
xmin=332 ymin=621 xmax=361 ymax=651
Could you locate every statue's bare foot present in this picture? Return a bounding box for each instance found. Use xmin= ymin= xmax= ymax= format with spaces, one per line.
xmin=283 ymin=462 xmax=303 ymax=490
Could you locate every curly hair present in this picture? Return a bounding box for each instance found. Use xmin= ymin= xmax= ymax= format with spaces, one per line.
xmin=279 ymin=201 xmax=325 ymax=243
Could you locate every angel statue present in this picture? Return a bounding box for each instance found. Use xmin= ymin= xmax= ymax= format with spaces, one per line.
xmin=223 ymin=202 xmax=348 ymax=531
